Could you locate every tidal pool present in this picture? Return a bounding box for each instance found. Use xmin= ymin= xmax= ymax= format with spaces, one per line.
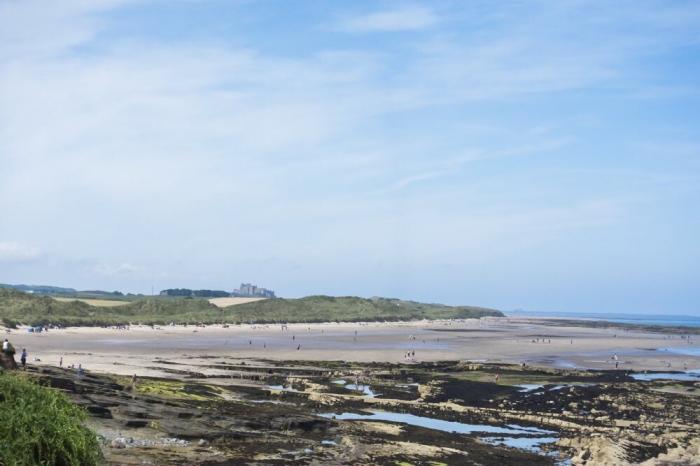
xmin=321 ymin=410 xmax=560 ymax=457
xmin=630 ymin=370 xmax=700 ymax=381
xmin=515 ymin=384 xmax=544 ymax=392
xmin=344 ymin=383 xmax=378 ymax=397
xmin=482 ymin=435 xmax=559 ymax=452
xmin=332 ymin=379 xmax=378 ymax=397
xmin=321 ymin=410 xmax=554 ymax=436
xmin=266 ymin=384 xmax=301 ymax=392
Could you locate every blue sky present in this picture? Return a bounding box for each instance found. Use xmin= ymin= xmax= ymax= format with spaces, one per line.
xmin=1 ymin=0 xmax=698 ymax=314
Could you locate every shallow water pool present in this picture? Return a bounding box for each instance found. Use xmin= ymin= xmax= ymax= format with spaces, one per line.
xmin=630 ymin=370 xmax=700 ymax=381
xmin=321 ymin=410 xmax=554 ymax=436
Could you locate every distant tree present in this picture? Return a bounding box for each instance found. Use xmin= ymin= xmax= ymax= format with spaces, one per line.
xmin=161 ymin=289 xmax=230 ymax=298
xmin=161 ymin=289 xmax=194 ymax=297
xmin=193 ymin=289 xmax=230 ymax=298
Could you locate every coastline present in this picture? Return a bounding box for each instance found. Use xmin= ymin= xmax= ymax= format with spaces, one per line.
xmin=7 ymin=317 xmax=699 ymax=379
xmin=8 ymin=315 xmax=700 ymax=465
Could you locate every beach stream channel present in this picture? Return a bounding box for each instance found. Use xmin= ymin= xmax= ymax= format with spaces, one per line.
xmin=322 ymin=379 xmax=563 ymax=457
xmin=321 ymin=410 xmax=560 ymax=456
xmin=267 ymin=377 xmax=563 ymax=457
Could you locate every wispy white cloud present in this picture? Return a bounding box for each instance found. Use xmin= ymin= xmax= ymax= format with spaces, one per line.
xmin=335 ymin=6 xmax=439 ymax=33
xmin=0 ymin=0 xmax=132 ymax=61
xmin=387 ymin=170 xmax=447 ymax=192
xmin=0 ymin=242 xmax=42 ymax=263
xmin=91 ymin=262 xmax=144 ymax=278
xmin=381 ymin=134 xmax=573 ymax=193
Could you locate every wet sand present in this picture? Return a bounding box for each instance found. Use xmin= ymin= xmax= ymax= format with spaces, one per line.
xmin=7 ymin=317 xmax=699 ymax=377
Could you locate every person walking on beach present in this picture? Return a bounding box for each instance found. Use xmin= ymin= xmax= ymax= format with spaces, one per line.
xmin=20 ymin=348 xmax=27 ymax=369
xmin=59 ymin=356 xmax=63 ymax=368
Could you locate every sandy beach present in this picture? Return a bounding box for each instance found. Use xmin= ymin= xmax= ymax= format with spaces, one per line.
xmin=7 ymin=317 xmax=698 ymax=378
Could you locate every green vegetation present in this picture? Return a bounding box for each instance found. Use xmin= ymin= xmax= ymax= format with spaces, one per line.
xmin=160 ymin=288 xmax=230 ymax=298
xmin=0 ymin=283 xmax=138 ymax=300
xmin=111 ymin=375 xmax=219 ymax=401
xmin=0 ymin=283 xmax=77 ymax=295
xmin=0 ymin=372 xmax=102 ymax=466
xmin=225 ymin=296 xmax=502 ymax=323
xmin=0 ymin=288 xmax=502 ymax=327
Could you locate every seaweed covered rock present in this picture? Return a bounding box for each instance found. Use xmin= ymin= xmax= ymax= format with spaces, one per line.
xmin=0 ymin=352 xmax=17 ymax=370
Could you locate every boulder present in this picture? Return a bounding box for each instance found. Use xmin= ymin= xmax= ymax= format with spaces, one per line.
xmin=0 ymin=352 xmax=17 ymax=370
xmin=110 ymin=438 xmax=127 ymax=449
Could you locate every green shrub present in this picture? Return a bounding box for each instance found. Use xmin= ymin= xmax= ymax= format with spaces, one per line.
xmin=0 ymin=373 xmax=102 ymax=466
xmin=1 ymin=318 xmax=18 ymax=329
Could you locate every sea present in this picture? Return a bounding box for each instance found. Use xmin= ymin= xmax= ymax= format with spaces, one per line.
xmin=505 ymin=310 xmax=700 ymax=328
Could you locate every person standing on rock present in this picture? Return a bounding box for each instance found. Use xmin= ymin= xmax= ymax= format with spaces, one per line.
xmin=131 ymin=374 xmax=138 ymax=399
xmin=20 ymin=348 xmax=27 ymax=369
xmin=2 ymin=338 xmax=15 ymax=358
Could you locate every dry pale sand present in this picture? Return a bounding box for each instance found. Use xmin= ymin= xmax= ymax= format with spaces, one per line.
xmin=52 ymin=297 xmax=130 ymax=307
xmin=208 ymin=297 xmax=266 ymax=307
xmin=5 ymin=317 xmax=699 ymax=378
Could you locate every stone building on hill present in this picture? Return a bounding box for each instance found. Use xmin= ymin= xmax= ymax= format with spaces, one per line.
xmin=233 ymin=283 xmax=275 ymax=298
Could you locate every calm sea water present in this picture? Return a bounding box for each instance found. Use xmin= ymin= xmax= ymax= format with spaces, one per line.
xmin=662 ymin=347 xmax=700 ymax=357
xmin=506 ymin=311 xmax=700 ymax=328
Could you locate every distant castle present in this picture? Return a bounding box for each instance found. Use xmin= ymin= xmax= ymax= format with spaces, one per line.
xmin=232 ymin=283 xmax=275 ymax=298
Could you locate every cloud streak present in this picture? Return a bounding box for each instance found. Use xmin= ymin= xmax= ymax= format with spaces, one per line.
xmin=335 ymin=5 xmax=439 ymax=32
xmin=0 ymin=242 xmax=42 ymax=263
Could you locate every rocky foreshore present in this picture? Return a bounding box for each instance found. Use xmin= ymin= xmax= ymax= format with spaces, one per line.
xmin=12 ymin=357 xmax=699 ymax=465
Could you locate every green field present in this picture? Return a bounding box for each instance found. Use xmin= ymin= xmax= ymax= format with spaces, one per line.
xmin=0 ymin=288 xmax=502 ymax=327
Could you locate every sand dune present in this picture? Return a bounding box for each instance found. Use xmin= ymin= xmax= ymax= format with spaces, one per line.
xmin=208 ymin=297 xmax=267 ymax=307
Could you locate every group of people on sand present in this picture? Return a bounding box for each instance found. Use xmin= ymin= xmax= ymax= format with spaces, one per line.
xmin=2 ymin=338 xmax=83 ymax=375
